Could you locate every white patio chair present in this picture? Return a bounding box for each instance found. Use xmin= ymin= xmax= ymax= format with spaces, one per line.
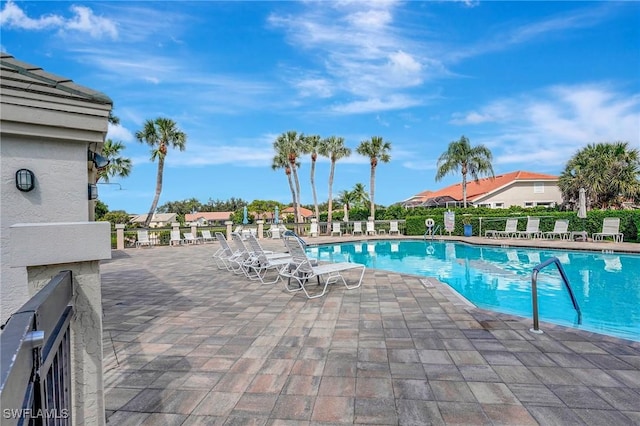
xmin=243 ymin=234 xmax=292 ymax=284
xmin=515 ymin=217 xmax=541 ymax=239
xmin=389 ymin=221 xmax=400 ymax=235
xmin=486 ymin=219 xmax=518 ymax=239
xmin=309 ymin=222 xmax=319 ymax=237
xmin=213 ymin=232 xmax=243 ymax=271
xmin=135 ymin=230 xmax=154 ymax=248
xmin=183 ymin=232 xmax=202 ymax=244
xmin=201 ymin=230 xmax=216 ymax=243
xmin=352 ymin=222 xmax=363 ymax=236
xmin=169 ymin=230 xmax=182 ymax=246
xmin=593 ymin=217 xmax=623 ymax=243
xmin=330 ymin=222 xmax=342 ymax=237
xmin=280 ymin=236 xmax=365 ymax=299
xmin=542 ymin=219 xmax=570 ymax=240
xmin=366 ymin=220 xmax=376 ymax=236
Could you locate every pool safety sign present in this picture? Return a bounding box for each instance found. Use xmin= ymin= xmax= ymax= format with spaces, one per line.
xmin=444 ymin=210 xmax=455 ymax=233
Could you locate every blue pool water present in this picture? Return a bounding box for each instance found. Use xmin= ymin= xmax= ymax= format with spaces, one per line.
xmin=305 ymin=240 xmax=640 ymax=342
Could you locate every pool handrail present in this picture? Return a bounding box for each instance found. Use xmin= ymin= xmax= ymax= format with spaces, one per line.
xmin=424 ymin=224 xmax=442 ymax=240
xmin=283 ymin=230 xmax=307 ymax=247
xmin=530 ymin=257 xmax=581 ymax=334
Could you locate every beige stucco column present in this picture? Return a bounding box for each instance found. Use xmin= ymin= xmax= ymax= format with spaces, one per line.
xmin=10 ymin=222 xmax=111 ymax=426
xmin=225 ymin=221 xmax=233 ymax=240
xmin=256 ymin=220 xmax=264 ymax=239
xmin=115 ymin=224 xmax=125 ymax=250
xmin=190 ymin=222 xmax=198 ymax=238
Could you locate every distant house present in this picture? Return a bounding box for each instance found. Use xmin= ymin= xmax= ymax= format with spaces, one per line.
xmin=130 ymin=213 xmax=177 ymax=228
xmin=184 ymin=211 xmax=233 ymax=226
xmin=281 ymin=206 xmax=314 ymax=222
xmin=402 ymin=171 xmax=562 ymax=209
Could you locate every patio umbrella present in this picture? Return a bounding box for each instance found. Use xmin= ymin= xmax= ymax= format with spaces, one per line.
xmin=243 ymin=206 xmax=248 ymax=224
xmin=274 ymin=206 xmax=279 ymax=224
xmin=578 ymin=187 xmax=587 ymax=231
xmin=343 ymin=204 xmax=349 ymax=222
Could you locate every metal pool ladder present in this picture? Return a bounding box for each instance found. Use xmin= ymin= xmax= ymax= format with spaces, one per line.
xmin=530 ymin=257 xmax=581 ymax=334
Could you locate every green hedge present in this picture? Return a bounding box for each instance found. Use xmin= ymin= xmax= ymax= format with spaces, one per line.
xmin=407 ymin=209 xmax=640 ymax=242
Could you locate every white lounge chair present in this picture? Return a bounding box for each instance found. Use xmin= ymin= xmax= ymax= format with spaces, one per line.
xmin=309 ymin=222 xmax=318 ymax=237
xmin=268 ymin=225 xmax=281 ymax=239
xmin=169 ymin=230 xmax=183 ymax=246
xmin=213 ymin=232 xmax=244 ymax=271
xmin=243 ymin=234 xmax=292 ymax=284
xmin=485 ymin=218 xmax=518 ymax=239
xmin=201 ymin=230 xmax=215 ymax=243
xmin=280 ymin=236 xmax=365 ymax=299
xmin=135 ymin=230 xmax=154 ymax=248
xmin=542 ymin=219 xmax=570 ymax=240
xmin=515 ymin=217 xmax=541 ymax=239
xmin=389 ymin=221 xmax=400 ymax=235
xmin=366 ymin=220 xmax=376 ymax=236
xmin=593 ymin=218 xmax=623 ymax=243
xmin=330 ymin=222 xmax=342 ymax=237
xmin=183 ymin=232 xmax=202 ymax=244
xmin=352 ymin=222 xmax=363 ymax=236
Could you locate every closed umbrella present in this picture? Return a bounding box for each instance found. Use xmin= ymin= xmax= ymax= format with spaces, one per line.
xmin=243 ymin=206 xmax=248 ymax=225
xmin=578 ymin=188 xmax=587 ymax=219
xmin=578 ymin=188 xmax=587 ymax=236
xmin=343 ymin=204 xmax=349 ymax=222
xmin=274 ymin=206 xmax=279 ymax=224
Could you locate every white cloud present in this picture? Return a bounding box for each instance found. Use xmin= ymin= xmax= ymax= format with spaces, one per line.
xmin=331 ymin=94 xmax=423 ymax=114
xmin=0 ymin=1 xmax=117 ymax=39
xmin=107 ymin=124 xmax=134 ymax=143
xmin=451 ymin=83 xmax=640 ymax=167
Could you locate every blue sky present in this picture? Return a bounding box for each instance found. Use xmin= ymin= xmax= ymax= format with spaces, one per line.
xmin=2 ymin=1 xmax=639 ymax=214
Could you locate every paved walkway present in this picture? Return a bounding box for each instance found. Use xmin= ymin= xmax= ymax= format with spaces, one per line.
xmin=101 ymin=237 xmax=640 ymax=425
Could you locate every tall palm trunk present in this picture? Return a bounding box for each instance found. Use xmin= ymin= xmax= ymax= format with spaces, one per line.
xmin=144 ymin=156 xmax=164 ymax=228
xmin=369 ymin=165 xmax=376 ymax=220
xmin=291 ymin=166 xmax=302 ymax=223
xmin=462 ymin=172 xmax=468 ymax=208
xmin=327 ymin=160 xmax=336 ymax=227
xmin=311 ymin=155 xmax=319 ymax=220
xmin=286 ymin=172 xmax=297 ymax=220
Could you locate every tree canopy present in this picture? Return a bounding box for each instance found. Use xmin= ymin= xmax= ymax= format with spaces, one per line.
xmin=558 ymin=141 xmax=640 ymax=209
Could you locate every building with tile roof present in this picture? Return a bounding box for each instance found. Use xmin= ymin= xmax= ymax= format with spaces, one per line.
xmin=402 ymin=171 xmax=562 ymax=209
xmin=185 ymin=211 xmax=234 ymax=225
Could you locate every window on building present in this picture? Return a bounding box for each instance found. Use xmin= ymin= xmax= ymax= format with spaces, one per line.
xmin=524 ymin=202 xmax=535 ymax=208
xmin=494 ymin=202 xmax=504 ymax=208
xmin=533 ymin=182 xmax=544 ymax=193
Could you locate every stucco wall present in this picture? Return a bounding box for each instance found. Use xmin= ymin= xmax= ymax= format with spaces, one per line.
xmin=478 ymin=181 xmax=563 ymax=208
xmin=1 ymin=135 xmax=89 ymax=323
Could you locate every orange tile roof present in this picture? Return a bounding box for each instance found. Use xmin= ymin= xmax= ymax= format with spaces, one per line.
xmin=409 ymin=171 xmax=558 ymax=203
xmin=281 ymin=206 xmax=314 ymax=217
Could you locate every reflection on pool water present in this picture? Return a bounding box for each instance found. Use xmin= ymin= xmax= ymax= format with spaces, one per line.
xmin=305 ymin=240 xmax=640 ymax=342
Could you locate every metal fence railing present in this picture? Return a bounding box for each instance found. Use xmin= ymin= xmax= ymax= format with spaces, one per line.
xmin=0 ymin=271 xmax=73 ymax=425
xmin=111 ymin=220 xmax=408 ymax=248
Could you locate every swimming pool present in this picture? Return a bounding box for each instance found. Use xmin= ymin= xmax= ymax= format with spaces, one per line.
xmin=305 ymin=240 xmax=640 ymax=342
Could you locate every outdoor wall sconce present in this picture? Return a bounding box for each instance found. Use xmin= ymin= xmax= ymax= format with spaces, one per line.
xmin=88 ymin=184 xmax=99 ymax=200
xmin=88 ymin=149 xmax=110 ymax=169
xmin=16 ymin=169 xmax=35 ymax=192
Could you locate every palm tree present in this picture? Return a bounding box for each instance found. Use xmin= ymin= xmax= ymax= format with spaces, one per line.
xmin=559 ymin=141 xmax=640 ymax=209
xmin=274 ymin=131 xmax=305 ymax=222
xmin=304 ymin=134 xmax=322 ymax=219
xmin=356 ymin=136 xmax=391 ymax=220
xmin=319 ymin=136 xmax=352 ymax=225
xmin=136 ymin=117 xmax=187 ymax=228
xmin=337 ymin=189 xmax=356 ymax=221
xmin=97 ymin=139 xmax=132 ymax=183
xmin=351 ymin=183 xmax=369 ymax=208
xmin=271 ymin=149 xmax=299 ymax=222
xmin=435 ymin=135 xmax=494 ymax=208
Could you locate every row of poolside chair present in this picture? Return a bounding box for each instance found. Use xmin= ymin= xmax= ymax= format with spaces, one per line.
xmin=485 ymin=217 xmax=623 ymax=242
xmin=330 ymin=220 xmax=401 ymax=237
xmin=213 ymin=231 xmax=366 ymax=299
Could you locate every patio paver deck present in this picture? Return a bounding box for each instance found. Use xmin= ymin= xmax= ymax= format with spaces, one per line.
xmin=102 ymin=237 xmax=640 ymax=425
